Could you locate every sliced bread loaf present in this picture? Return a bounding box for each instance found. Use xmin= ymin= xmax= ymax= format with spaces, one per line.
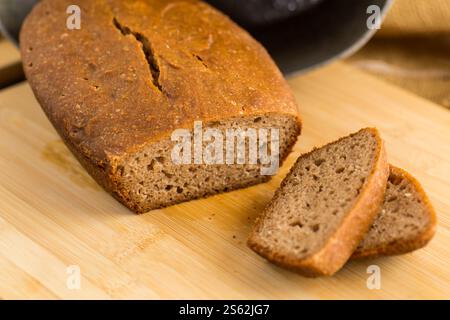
xmin=352 ymin=166 xmax=437 ymax=259
xmin=248 ymin=128 xmax=389 ymax=276
xmin=20 ymin=0 xmax=301 ymax=213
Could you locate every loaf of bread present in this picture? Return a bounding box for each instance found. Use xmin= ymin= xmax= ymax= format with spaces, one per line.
xmin=352 ymin=166 xmax=437 ymax=259
xmin=248 ymin=128 xmax=389 ymax=276
xmin=20 ymin=0 xmax=301 ymax=213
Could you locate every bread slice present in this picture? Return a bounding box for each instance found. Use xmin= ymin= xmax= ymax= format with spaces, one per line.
xmin=248 ymin=128 xmax=389 ymax=276
xmin=20 ymin=0 xmax=301 ymax=213
xmin=352 ymin=166 xmax=437 ymax=259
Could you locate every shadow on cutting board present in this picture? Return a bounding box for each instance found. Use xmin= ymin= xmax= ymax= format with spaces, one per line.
xmin=41 ymin=139 xmax=102 ymax=191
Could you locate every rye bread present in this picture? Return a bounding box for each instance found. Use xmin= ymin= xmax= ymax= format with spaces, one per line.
xmin=248 ymin=128 xmax=389 ymax=277
xmin=20 ymin=0 xmax=301 ymax=213
xmin=352 ymin=165 xmax=437 ymax=259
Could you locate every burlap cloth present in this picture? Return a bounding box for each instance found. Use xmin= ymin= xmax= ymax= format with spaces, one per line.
xmin=346 ymin=0 xmax=450 ymax=108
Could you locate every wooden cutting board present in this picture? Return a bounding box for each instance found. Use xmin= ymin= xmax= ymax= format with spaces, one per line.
xmin=0 ymin=62 xmax=449 ymax=299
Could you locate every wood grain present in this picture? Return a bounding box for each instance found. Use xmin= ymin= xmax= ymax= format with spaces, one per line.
xmin=0 ymin=62 xmax=448 ymax=299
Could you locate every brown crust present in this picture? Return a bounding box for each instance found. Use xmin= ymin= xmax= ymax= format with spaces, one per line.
xmin=248 ymin=128 xmax=389 ymax=277
xmin=351 ymin=165 xmax=437 ymax=259
xmin=20 ymin=0 xmax=301 ymax=211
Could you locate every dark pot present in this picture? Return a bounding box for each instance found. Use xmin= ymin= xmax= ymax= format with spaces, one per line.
xmin=0 ymin=0 xmax=392 ymax=76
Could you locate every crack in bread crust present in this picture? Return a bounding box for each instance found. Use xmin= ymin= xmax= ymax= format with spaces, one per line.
xmin=112 ymin=17 xmax=163 ymax=93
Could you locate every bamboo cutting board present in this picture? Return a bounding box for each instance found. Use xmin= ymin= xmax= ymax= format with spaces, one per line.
xmin=0 ymin=62 xmax=449 ymax=299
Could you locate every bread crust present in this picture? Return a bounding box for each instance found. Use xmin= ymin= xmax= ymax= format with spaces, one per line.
xmin=351 ymin=165 xmax=437 ymax=259
xmin=20 ymin=0 xmax=301 ymax=211
xmin=248 ymin=128 xmax=389 ymax=277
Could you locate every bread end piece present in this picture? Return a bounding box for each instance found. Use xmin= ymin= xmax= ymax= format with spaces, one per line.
xmin=352 ymin=165 xmax=437 ymax=259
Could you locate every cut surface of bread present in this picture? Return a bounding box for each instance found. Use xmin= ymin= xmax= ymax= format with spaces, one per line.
xmin=352 ymin=166 xmax=437 ymax=259
xmin=248 ymin=128 xmax=389 ymax=276
xmin=113 ymin=114 xmax=300 ymax=213
xmin=20 ymin=0 xmax=301 ymax=213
